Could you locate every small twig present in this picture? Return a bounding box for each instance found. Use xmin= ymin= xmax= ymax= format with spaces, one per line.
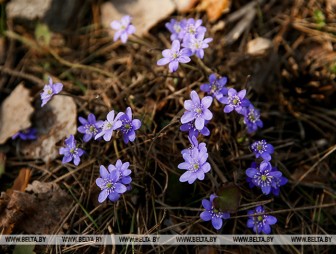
xmin=0 ymin=66 xmax=44 ymax=86
xmin=4 ymin=30 xmax=118 ymax=80
xmin=293 ymin=144 xmax=336 ymax=188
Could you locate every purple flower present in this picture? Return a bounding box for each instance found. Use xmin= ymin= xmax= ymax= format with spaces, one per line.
xmin=118 ymin=107 xmax=141 ymax=144
xmin=157 ymin=40 xmax=191 ymax=72
xmin=108 ymin=159 xmax=132 ymax=185
xmin=40 ymin=77 xmax=63 ymax=107
xmin=243 ymin=105 xmax=263 ymax=133
xmin=251 ymin=140 xmax=274 ymax=161
xmin=12 ymin=128 xmax=37 ymax=140
xmin=59 ymin=135 xmax=84 ymax=166
xmin=181 ymin=135 xmax=207 ymax=156
xmin=271 ymin=166 xmax=288 ymax=196
xmin=181 ymin=18 xmax=206 ymax=39
xmin=200 ymin=194 xmax=230 ymax=230
xmin=77 ymin=113 xmax=104 ymax=142
xmin=95 ymin=110 xmax=124 ymax=142
xmin=178 ymin=144 xmax=211 ymax=184
xmin=200 ymin=74 xmax=228 ymax=101
xmin=246 ymin=161 xmax=282 ymax=195
xmin=181 ymin=90 xmax=213 ymax=130
xmin=182 ymin=33 xmax=212 ymax=59
xmin=219 ymin=88 xmax=250 ymax=115
xmin=180 ymin=120 xmax=210 ymax=138
xmin=96 ymin=165 xmax=127 ymax=203
xmin=110 ymin=15 xmax=135 ymax=43
xmin=165 ymin=19 xmax=184 ymax=41
xmin=247 ymin=206 xmax=277 ymax=234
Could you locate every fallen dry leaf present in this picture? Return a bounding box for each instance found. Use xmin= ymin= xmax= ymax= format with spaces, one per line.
xmin=0 ymin=83 xmax=34 ymax=144
xmin=247 ymin=37 xmax=273 ymax=56
xmin=7 ymin=0 xmax=82 ymax=32
xmin=197 ymin=0 xmax=231 ymax=22
xmin=101 ymin=0 xmax=175 ymax=37
xmin=0 ymin=37 xmax=5 ymax=64
xmin=10 ymin=169 xmax=32 ymax=193
xmin=0 ymin=181 xmax=72 ymax=234
xmin=173 ymin=0 xmax=198 ymax=12
xmin=21 ymin=94 xmax=77 ymax=163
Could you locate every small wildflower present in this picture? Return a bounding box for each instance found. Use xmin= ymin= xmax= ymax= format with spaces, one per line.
xmin=181 ymin=135 xmax=207 ymax=155
xmin=181 ymin=90 xmax=213 ymax=130
xmin=110 ymin=15 xmax=135 ymax=43
xmin=181 ymin=18 xmax=206 ymax=39
xmin=246 ymin=161 xmax=282 ymax=195
xmin=243 ymin=105 xmax=263 ymax=133
xmin=77 ymin=113 xmax=104 ymax=142
xmin=247 ymin=206 xmax=277 ymax=234
xmin=200 ymin=194 xmax=230 ymax=230
xmin=219 ymin=88 xmax=250 ymax=115
xmin=118 ymin=107 xmax=141 ymax=144
xmin=108 ymin=159 xmax=132 ymax=185
xmin=59 ymin=135 xmax=84 ymax=166
xmin=157 ymin=40 xmax=192 ymax=72
xmin=178 ymin=144 xmax=211 ymax=184
xmin=96 ymin=165 xmax=127 ymax=203
xmin=271 ymin=166 xmax=288 ymax=196
xmin=182 ymin=33 xmax=212 ymax=59
xmin=165 ymin=19 xmax=184 ymax=41
xmin=180 ymin=120 xmax=210 ymax=138
xmin=12 ymin=128 xmax=37 ymax=141
xmin=40 ymin=77 xmax=63 ymax=107
xmin=200 ymin=74 xmax=228 ymax=101
xmin=251 ymin=140 xmax=274 ymax=161
xmin=95 ymin=110 xmax=124 ymax=142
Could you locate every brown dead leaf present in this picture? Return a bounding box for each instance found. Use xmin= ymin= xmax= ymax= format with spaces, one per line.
xmin=0 ymin=83 xmax=34 ymax=144
xmin=0 ymin=37 xmax=5 ymax=64
xmin=197 ymin=0 xmax=231 ymax=22
xmin=101 ymin=0 xmax=175 ymax=36
xmin=0 ymin=181 xmax=72 ymax=234
xmin=247 ymin=37 xmax=273 ymax=56
xmin=173 ymin=0 xmax=198 ymax=13
xmin=21 ymin=94 xmax=77 ymax=163
xmin=10 ymin=169 xmax=31 ymax=193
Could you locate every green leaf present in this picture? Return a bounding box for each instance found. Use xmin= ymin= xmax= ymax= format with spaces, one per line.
xmin=313 ymin=10 xmax=326 ymax=29
xmin=35 ymin=22 xmax=51 ymax=46
xmin=13 ymin=245 xmax=36 ymax=254
xmin=213 ymin=184 xmax=241 ymax=213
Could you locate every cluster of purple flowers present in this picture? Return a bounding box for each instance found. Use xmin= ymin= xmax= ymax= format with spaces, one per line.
xmin=195 ymin=74 xmax=284 ymax=232
xmin=157 ymin=18 xmax=212 ymax=72
xmin=178 ymin=91 xmax=212 ymax=184
xmin=59 ymin=107 xmax=141 ymax=166
xmin=96 ymin=160 xmax=132 ymax=203
xmin=244 ymin=141 xmax=282 ymax=234
xmin=200 ymin=73 xmax=263 ymax=134
xmin=246 ymin=140 xmax=288 ymax=197
xmin=178 ymin=92 xmax=229 ymax=229
xmin=95 ymin=107 xmax=141 ymax=143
